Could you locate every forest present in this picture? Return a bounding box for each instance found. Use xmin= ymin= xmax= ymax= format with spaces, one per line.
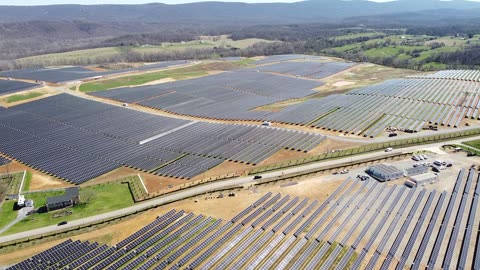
xmin=0 ymin=16 xmax=479 ymax=71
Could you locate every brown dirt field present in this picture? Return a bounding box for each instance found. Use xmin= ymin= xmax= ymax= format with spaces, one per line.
xmin=83 ymin=66 xmax=110 ymax=72
xmin=258 ymin=149 xmax=310 ymax=166
xmin=332 ymin=81 xmax=355 ymax=87
xmin=308 ymin=138 xmax=360 ymax=155
xmin=314 ymin=63 xmax=421 ymax=94
xmin=265 ymin=176 xmax=345 ymax=199
xmin=140 ymin=78 xmax=176 ymax=86
xmin=0 ymin=159 xmax=72 ymax=191
xmin=191 ymin=160 xmax=253 ymax=181
xmin=82 ymin=166 xmax=187 ymax=194
xmin=29 ymin=174 xmax=72 ymax=191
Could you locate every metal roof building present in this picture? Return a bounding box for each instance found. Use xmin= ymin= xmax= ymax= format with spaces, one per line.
xmin=366 ymin=164 xmax=404 ymax=182
xmin=409 ymin=173 xmax=438 ymax=187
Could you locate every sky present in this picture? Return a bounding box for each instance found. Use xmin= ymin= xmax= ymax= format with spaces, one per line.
xmin=0 ymin=0 xmax=402 ymax=5
xmin=1 ymin=0 xmax=479 ymax=5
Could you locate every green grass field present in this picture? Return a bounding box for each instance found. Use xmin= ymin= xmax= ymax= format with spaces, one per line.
xmin=324 ymin=33 xmax=477 ymax=70
xmin=1 ymin=182 xmax=134 ymax=235
xmin=79 ymin=64 xmax=208 ymax=92
xmin=463 ymin=139 xmax=480 ymax=149
xmin=17 ymin=35 xmax=271 ymax=67
xmin=22 ymin=172 xmax=32 ymax=192
xmin=0 ymin=201 xmax=17 ymax=230
xmin=5 ymin=92 xmax=44 ymax=103
xmin=234 ymin=58 xmax=255 ymax=67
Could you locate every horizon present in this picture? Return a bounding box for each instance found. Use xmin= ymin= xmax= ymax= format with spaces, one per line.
xmin=0 ymin=0 xmax=448 ymax=6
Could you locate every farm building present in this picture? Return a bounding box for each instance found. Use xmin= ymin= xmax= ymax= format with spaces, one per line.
xmin=405 ymin=165 xmax=429 ymax=176
xmin=407 ymin=173 xmax=438 ymax=188
xmin=366 ymin=164 xmax=404 ymax=182
xmin=46 ymin=187 xmax=80 ymax=211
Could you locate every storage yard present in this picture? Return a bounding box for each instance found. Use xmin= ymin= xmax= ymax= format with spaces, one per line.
xmin=6 ymin=168 xmax=480 ymax=270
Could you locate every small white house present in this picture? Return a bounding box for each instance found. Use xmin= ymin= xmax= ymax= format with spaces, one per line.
xmin=17 ymin=195 xmax=25 ymax=207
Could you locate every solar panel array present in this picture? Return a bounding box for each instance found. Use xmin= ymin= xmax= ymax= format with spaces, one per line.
xmin=267 ymin=72 xmax=480 ymax=137
xmin=91 ymin=65 xmax=480 ymax=138
xmin=90 ymin=70 xmax=323 ymax=121
xmin=0 ymin=61 xmax=189 ymax=83
xmin=412 ymin=69 xmax=480 ymax=82
xmin=253 ymin=54 xmax=323 ymax=65
xmin=0 ymin=79 xmax=39 ymax=95
xmin=253 ymin=61 xmax=352 ymax=79
xmin=10 ymin=169 xmax=480 ymax=270
xmin=0 ymin=94 xmax=325 ymax=183
xmin=0 ymin=156 xmax=11 ymax=166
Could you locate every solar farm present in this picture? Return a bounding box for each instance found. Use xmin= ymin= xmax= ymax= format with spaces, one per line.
xmin=0 ymin=79 xmax=40 ymax=95
xmin=0 ymin=60 xmax=189 ymax=83
xmin=253 ymin=54 xmax=324 ymax=65
xmin=4 ymin=55 xmax=480 ymax=270
xmin=91 ymin=70 xmax=324 ymax=121
xmin=0 ymin=156 xmax=11 ymax=166
xmin=253 ymin=61 xmax=353 ymax=79
xmin=0 ymin=94 xmax=325 ymax=184
xmin=90 ymin=68 xmax=480 ymax=138
xmin=8 ymin=168 xmax=480 ymax=270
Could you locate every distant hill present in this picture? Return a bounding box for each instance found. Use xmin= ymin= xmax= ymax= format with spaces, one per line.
xmin=0 ymin=0 xmax=479 ymax=24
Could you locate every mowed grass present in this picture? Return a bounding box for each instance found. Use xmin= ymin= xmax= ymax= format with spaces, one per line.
xmin=463 ymin=139 xmax=480 ymax=149
xmin=79 ymin=64 xmax=208 ymax=92
xmin=0 ymin=201 xmax=17 ymax=230
xmin=5 ymin=92 xmax=44 ymax=103
xmin=1 ymin=182 xmax=134 ymax=235
xmin=22 ymin=171 xmax=32 ymax=192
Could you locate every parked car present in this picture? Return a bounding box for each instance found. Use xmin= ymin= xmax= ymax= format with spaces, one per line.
xmin=58 ymin=221 xmax=68 ymax=226
xmin=385 ymin=147 xmax=393 ymax=152
xmin=253 ymin=175 xmax=263 ymax=180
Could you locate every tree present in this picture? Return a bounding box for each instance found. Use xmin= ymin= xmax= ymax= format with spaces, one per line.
xmin=80 ymin=189 xmax=96 ymax=204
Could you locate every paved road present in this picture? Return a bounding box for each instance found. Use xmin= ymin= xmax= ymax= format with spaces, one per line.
xmin=0 ymin=207 xmax=32 ymax=235
xmin=1 ymin=134 xmax=478 ymax=244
